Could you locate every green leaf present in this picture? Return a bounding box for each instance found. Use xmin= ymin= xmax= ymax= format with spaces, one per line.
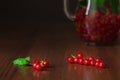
xmin=96 ymin=0 xmax=105 ymax=8
xmin=13 ymin=57 xmax=30 ymax=66
xmin=25 ymin=56 xmax=30 ymax=61
xmin=78 ymin=0 xmax=105 ymax=9
xmin=13 ymin=59 xmax=20 ymax=65
xmin=90 ymin=0 xmax=105 ymax=10
xmin=110 ymin=0 xmax=119 ymax=14
xmin=78 ymin=0 xmax=87 ymax=8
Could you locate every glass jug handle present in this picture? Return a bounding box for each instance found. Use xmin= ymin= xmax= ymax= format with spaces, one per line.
xmin=63 ymin=0 xmax=91 ymax=21
xmin=63 ymin=0 xmax=75 ymax=21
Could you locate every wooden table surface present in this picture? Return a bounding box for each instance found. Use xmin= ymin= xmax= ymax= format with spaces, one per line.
xmin=0 ymin=22 xmax=120 ymax=80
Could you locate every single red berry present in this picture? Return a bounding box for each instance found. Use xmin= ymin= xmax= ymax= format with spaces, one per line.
xmin=95 ymin=58 xmax=101 ymax=63
xmin=84 ymin=59 xmax=90 ymax=65
xmin=74 ymin=58 xmax=79 ymax=64
xmin=99 ymin=62 xmax=105 ymax=68
xmin=36 ymin=64 xmax=42 ymax=71
xmin=77 ymin=53 xmax=84 ymax=59
xmin=90 ymin=60 xmax=95 ymax=66
xmin=43 ymin=60 xmax=49 ymax=67
xmin=117 ymin=15 xmax=120 ymax=20
xmin=78 ymin=58 xmax=84 ymax=65
xmin=34 ymin=59 xmax=40 ymax=64
xmin=95 ymin=62 xmax=100 ymax=67
xmin=33 ymin=63 xmax=37 ymax=69
xmin=88 ymin=56 xmax=94 ymax=61
xmin=68 ymin=57 xmax=74 ymax=63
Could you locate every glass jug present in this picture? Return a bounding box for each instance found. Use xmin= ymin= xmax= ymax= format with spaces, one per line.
xmin=64 ymin=0 xmax=120 ymax=44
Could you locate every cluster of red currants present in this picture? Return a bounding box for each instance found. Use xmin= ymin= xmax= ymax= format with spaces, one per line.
xmin=33 ymin=59 xmax=49 ymax=71
xmin=67 ymin=53 xmax=105 ymax=68
xmin=75 ymin=8 xmax=120 ymax=43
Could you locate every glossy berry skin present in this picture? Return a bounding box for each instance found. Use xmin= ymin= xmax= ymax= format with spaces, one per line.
xmin=95 ymin=62 xmax=100 ymax=67
xmin=117 ymin=15 xmax=120 ymax=20
xmin=99 ymin=62 xmax=105 ymax=68
xmin=68 ymin=57 xmax=74 ymax=63
xmin=77 ymin=53 xmax=83 ymax=59
xmin=84 ymin=59 xmax=90 ymax=65
xmin=33 ymin=63 xmax=42 ymax=71
xmin=34 ymin=59 xmax=40 ymax=64
xmin=90 ymin=61 xmax=95 ymax=66
xmin=78 ymin=58 xmax=84 ymax=65
xmin=36 ymin=64 xmax=42 ymax=71
xmin=33 ymin=63 xmax=37 ymax=69
xmin=88 ymin=56 xmax=94 ymax=61
xmin=95 ymin=58 xmax=101 ymax=63
xmin=33 ymin=59 xmax=40 ymax=69
xmin=43 ymin=60 xmax=49 ymax=67
xmin=74 ymin=58 xmax=79 ymax=64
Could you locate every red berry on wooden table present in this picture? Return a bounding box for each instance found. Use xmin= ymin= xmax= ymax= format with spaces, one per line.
xmin=99 ymin=62 xmax=105 ymax=68
xmin=88 ymin=56 xmax=94 ymax=61
xmin=43 ymin=60 xmax=49 ymax=67
xmin=33 ymin=63 xmax=38 ymax=69
xmin=74 ymin=58 xmax=79 ymax=64
xmin=34 ymin=59 xmax=40 ymax=64
xmin=90 ymin=60 xmax=95 ymax=66
xmin=68 ymin=57 xmax=74 ymax=63
xmin=95 ymin=58 xmax=101 ymax=63
xmin=84 ymin=59 xmax=90 ymax=65
xmin=77 ymin=53 xmax=84 ymax=59
xmin=95 ymin=62 xmax=100 ymax=67
xmin=78 ymin=58 xmax=84 ymax=65
xmin=36 ymin=64 xmax=42 ymax=71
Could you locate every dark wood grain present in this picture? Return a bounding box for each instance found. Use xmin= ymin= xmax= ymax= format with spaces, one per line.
xmin=0 ymin=22 xmax=120 ymax=80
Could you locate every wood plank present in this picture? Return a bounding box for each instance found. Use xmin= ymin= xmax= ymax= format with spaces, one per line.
xmin=0 ymin=23 xmax=120 ymax=80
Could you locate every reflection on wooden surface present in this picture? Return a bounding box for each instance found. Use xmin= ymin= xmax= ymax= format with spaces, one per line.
xmin=0 ymin=23 xmax=120 ymax=80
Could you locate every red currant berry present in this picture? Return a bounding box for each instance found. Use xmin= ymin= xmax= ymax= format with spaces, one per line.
xmin=95 ymin=58 xmax=101 ymax=63
xmin=36 ymin=64 xmax=42 ymax=71
xmin=84 ymin=59 xmax=90 ymax=65
xmin=68 ymin=57 xmax=74 ymax=63
xmin=90 ymin=60 xmax=95 ymax=66
xmin=95 ymin=62 xmax=100 ymax=67
xmin=34 ymin=59 xmax=40 ymax=64
xmin=117 ymin=15 xmax=120 ymax=20
xmin=88 ymin=56 xmax=94 ymax=61
xmin=74 ymin=58 xmax=79 ymax=64
xmin=99 ymin=62 xmax=105 ymax=68
xmin=77 ymin=53 xmax=84 ymax=59
xmin=33 ymin=63 xmax=37 ymax=69
xmin=78 ymin=58 xmax=84 ymax=65
xmin=43 ymin=60 xmax=49 ymax=67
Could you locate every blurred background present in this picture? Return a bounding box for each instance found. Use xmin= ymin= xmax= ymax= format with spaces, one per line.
xmin=0 ymin=0 xmax=77 ymax=24
xmin=0 ymin=0 xmax=78 ymax=42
